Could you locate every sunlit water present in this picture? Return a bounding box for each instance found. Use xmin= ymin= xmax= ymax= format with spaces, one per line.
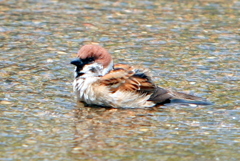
xmin=1 ymin=0 xmax=239 ymax=160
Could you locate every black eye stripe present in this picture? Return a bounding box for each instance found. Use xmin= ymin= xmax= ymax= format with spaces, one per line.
xmin=82 ymin=57 xmax=95 ymax=63
xmin=88 ymin=57 xmax=94 ymax=62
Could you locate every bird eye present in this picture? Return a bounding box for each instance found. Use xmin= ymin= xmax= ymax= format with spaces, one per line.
xmin=89 ymin=58 xmax=94 ymax=62
xmin=86 ymin=57 xmax=94 ymax=63
xmin=81 ymin=57 xmax=95 ymax=64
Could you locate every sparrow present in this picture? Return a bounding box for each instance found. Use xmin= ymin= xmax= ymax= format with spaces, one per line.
xmin=70 ymin=44 xmax=212 ymax=108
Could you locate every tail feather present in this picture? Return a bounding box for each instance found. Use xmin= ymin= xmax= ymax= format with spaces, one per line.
xmin=148 ymin=87 xmax=212 ymax=105
xmin=169 ymin=91 xmax=203 ymax=101
xmin=170 ymin=99 xmax=213 ymax=105
xmin=148 ymin=87 xmax=173 ymax=103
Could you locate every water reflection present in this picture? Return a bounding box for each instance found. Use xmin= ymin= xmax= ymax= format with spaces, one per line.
xmin=72 ymin=104 xmax=165 ymax=159
xmin=72 ymin=103 xmax=239 ymax=160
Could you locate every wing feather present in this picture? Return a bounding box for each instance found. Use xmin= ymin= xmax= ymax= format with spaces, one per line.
xmin=98 ymin=64 xmax=211 ymax=105
xmin=99 ymin=64 xmax=155 ymax=94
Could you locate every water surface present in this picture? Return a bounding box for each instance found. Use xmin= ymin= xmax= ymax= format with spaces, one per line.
xmin=1 ymin=0 xmax=239 ymax=160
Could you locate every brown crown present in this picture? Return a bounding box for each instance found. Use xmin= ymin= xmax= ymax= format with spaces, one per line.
xmin=77 ymin=45 xmax=112 ymax=67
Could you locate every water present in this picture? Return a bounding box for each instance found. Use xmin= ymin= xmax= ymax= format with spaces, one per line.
xmin=1 ymin=0 xmax=239 ymax=160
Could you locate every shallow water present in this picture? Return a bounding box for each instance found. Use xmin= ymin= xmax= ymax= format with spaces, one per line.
xmin=1 ymin=0 xmax=239 ymax=160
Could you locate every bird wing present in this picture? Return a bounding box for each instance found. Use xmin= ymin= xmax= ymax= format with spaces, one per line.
xmin=99 ymin=64 xmax=155 ymax=94
xmin=99 ymin=64 xmax=211 ymax=105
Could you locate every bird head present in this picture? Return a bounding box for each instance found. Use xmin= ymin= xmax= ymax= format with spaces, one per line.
xmin=71 ymin=45 xmax=113 ymax=78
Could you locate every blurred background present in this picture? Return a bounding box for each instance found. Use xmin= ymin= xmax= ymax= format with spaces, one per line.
xmin=0 ymin=0 xmax=239 ymax=160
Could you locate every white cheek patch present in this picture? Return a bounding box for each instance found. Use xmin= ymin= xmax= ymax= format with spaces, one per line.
xmin=81 ymin=63 xmax=103 ymax=77
xmin=73 ymin=61 xmax=113 ymax=78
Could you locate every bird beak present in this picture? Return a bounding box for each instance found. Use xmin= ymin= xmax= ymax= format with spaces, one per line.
xmin=70 ymin=58 xmax=83 ymax=67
